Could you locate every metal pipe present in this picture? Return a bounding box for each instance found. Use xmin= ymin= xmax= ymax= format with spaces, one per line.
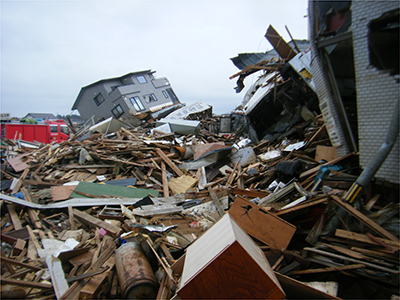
xmin=343 ymin=99 xmax=399 ymax=203
xmin=325 ymin=100 xmax=399 ymax=236
xmin=115 ymin=242 xmax=159 ymax=299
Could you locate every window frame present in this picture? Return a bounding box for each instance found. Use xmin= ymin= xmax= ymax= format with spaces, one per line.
xmin=93 ymin=93 xmax=105 ymax=106
xmin=162 ymin=90 xmax=169 ymax=98
xmin=111 ymin=104 xmax=124 ymax=118
xmin=143 ymin=93 xmax=158 ymax=103
xmin=129 ymin=96 xmax=146 ymax=112
xmin=136 ymin=75 xmax=147 ymax=84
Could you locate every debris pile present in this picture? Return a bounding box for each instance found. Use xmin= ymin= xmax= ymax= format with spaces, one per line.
xmin=1 ymin=104 xmax=399 ymax=299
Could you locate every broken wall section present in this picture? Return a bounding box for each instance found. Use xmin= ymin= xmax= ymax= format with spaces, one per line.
xmin=352 ymin=0 xmax=400 ymax=184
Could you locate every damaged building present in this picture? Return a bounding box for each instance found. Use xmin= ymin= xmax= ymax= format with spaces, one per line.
xmin=308 ymin=0 xmax=399 ymax=185
xmin=71 ymin=70 xmax=181 ymax=123
xmin=1 ymin=2 xmax=400 ymax=300
xmin=229 ymin=26 xmax=320 ymax=144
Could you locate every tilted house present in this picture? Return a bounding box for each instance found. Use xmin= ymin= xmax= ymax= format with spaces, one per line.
xmin=71 ymin=70 xmax=180 ymax=123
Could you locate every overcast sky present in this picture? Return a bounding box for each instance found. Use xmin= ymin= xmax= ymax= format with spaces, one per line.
xmin=1 ymin=0 xmax=309 ymax=118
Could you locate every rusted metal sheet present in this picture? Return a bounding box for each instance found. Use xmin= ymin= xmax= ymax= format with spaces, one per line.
xmin=115 ymin=242 xmax=159 ymax=299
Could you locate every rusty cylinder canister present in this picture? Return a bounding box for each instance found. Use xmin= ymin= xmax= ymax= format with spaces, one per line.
xmin=115 ymin=242 xmax=159 ymax=299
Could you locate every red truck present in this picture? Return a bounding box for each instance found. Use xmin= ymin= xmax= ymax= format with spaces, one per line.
xmin=4 ymin=119 xmax=70 ymax=144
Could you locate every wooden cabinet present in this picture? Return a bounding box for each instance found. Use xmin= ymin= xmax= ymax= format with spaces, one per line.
xmin=177 ymin=214 xmax=285 ymax=299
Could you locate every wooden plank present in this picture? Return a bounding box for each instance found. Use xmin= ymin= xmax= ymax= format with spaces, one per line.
xmin=304 ymin=247 xmax=399 ymax=274
xmin=72 ymin=208 xmax=122 ymax=238
xmin=160 ymin=242 xmax=175 ymax=264
xmin=322 ymin=243 xmax=366 ymax=260
xmin=275 ymin=197 xmax=328 ymax=216
xmin=366 ymin=233 xmax=396 ymax=252
xmin=330 ymin=195 xmax=400 ymax=242
xmin=350 ymin=247 xmax=399 ymax=261
xmin=335 ymin=229 xmax=400 ymax=248
xmin=365 ymin=194 xmax=381 ymax=211
xmin=231 ymin=188 xmax=271 ymax=199
xmin=304 ymin=124 xmax=326 ymax=149
xmin=208 ymin=187 xmax=224 ymax=217
xmin=109 ymin=271 xmax=119 ymax=298
xmin=0 ymin=277 xmax=52 ymax=289
xmin=7 ymin=155 xmax=29 ymax=172
xmin=300 ymin=153 xmax=353 ymax=179
xmin=168 ymin=175 xmax=197 ymax=195
xmin=28 ymin=209 xmax=42 ymax=229
xmin=229 ymin=196 xmax=296 ymax=250
xmin=160 ymin=161 xmax=170 ymax=197
xmin=80 ymin=256 xmax=115 ymax=299
xmin=26 ymin=226 xmax=42 ymax=258
xmin=0 ymin=256 xmax=41 ymax=271
xmin=68 ymin=205 xmax=76 ymax=230
xmin=60 ymin=241 xmax=115 ymax=300
xmin=51 ymin=185 xmax=76 ymax=201
xmin=155 ymin=148 xmax=183 ymax=177
xmin=7 ymin=204 xmax=22 ymax=230
xmin=225 ymin=161 xmax=240 ymax=187
xmin=290 ymin=264 xmax=365 ymax=275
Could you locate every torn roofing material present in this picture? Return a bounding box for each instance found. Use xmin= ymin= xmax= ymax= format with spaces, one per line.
xmin=230 ymin=40 xmax=310 ymax=70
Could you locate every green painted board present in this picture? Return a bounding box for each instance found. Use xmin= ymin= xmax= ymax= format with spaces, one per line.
xmin=69 ymin=182 xmax=159 ymax=199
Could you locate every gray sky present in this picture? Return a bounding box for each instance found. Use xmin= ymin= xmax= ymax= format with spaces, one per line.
xmin=1 ymin=0 xmax=309 ymax=118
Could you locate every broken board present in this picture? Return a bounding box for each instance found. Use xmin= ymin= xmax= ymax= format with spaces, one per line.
xmin=229 ymin=196 xmax=296 ymax=250
xmin=69 ymin=181 xmax=159 ymax=199
xmin=315 ymin=145 xmax=338 ymax=162
xmin=168 ymin=175 xmax=197 ymax=195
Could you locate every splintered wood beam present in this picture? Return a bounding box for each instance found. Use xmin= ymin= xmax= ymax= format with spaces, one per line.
xmin=72 ymin=208 xmax=122 ymax=238
xmin=330 ymin=195 xmax=400 ymax=242
xmin=208 ymin=187 xmax=224 ymax=217
xmin=0 ymin=256 xmax=42 ymax=271
xmin=7 ymin=204 xmax=22 ymax=230
xmin=290 ymin=264 xmax=365 ymax=275
xmin=155 ymin=148 xmax=183 ymax=177
xmin=0 ymin=277 xmax=52 ymax=289
xmin=300 ymin=153 xmax=354 ymax=179
xmin=161 ymin=162 xmax=170 ymax=197
xmin=68 ymin=205 xmax=77 ymax=230
xmin=60 ymin=241 xmax=115 ymax=300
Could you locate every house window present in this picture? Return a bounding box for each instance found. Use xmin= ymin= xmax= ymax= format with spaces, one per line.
xmin=137 ymin=75 xmax=147 ymax=84
xmin=130 ymin=96 xmax=146 ymax=112
xmin=112 ymin=104 xmax=124 ymax=118
xmin=166 ymin=88 xmax=179 ymax=104
xmin=94 ymin=93 xmax=105 ymax=106
xmin=143 ymin=93 xmax=158 ymax=103
xmin=162 ymin=90 xmax=169 ymax=98
xmin=368 ymin=9 xmax=399 ymax=76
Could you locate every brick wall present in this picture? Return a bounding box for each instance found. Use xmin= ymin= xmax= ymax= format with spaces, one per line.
xmin=352 ymin=0 xmax=400 ymax=184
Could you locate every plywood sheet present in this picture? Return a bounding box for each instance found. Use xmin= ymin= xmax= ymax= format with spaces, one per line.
xmin=315 ymin=145 xmax=338 ymax=162
xmin=69 ymin=181 xmax=159 ymax=198
xmin=168 ymin=175 xmax=197 ymax=195
xmin=51 ymin=185 xmax=76 ymax=201
xmin=229 ymin=196 xmax=296 ymax=250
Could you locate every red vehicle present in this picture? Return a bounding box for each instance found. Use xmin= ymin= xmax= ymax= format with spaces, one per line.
xmin=4 ymin=120 xmax=70 ymax=144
